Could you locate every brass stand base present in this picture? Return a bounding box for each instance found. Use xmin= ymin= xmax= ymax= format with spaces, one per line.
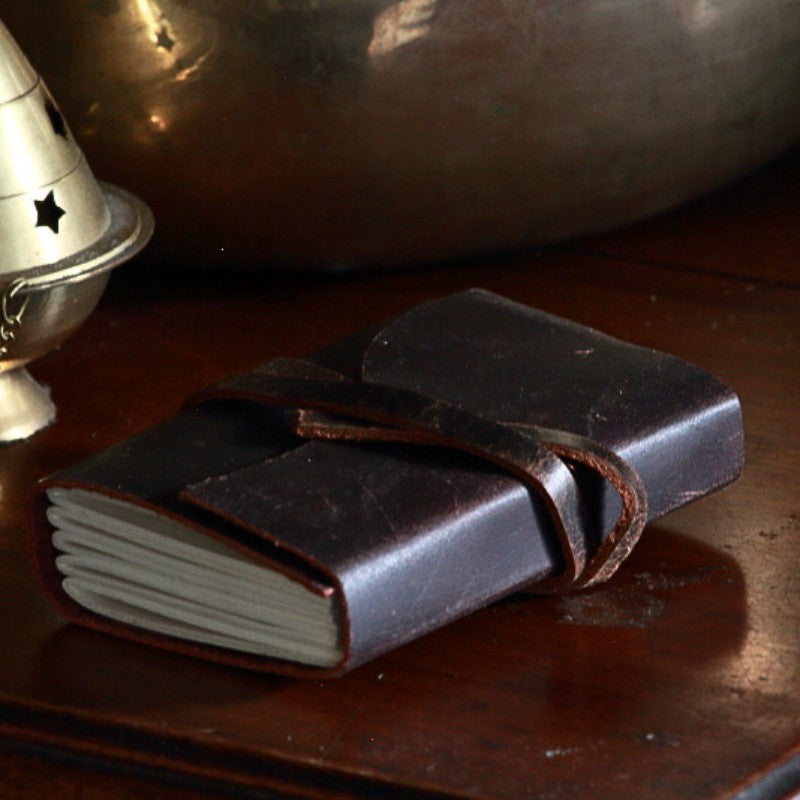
xmin=0 ymin=367 xmax=56 ymax=443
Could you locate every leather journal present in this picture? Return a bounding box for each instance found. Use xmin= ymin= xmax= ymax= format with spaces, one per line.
xmin=28 ymin=290 xmax=744 ymax=677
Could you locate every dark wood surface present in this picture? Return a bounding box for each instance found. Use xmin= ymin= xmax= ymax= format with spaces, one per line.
xmin=1 ymin=146 xmax=799 ymax=799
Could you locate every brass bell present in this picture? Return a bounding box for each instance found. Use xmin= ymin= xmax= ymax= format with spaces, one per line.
xmin=0 ymin=18 xmax=153 ymax=442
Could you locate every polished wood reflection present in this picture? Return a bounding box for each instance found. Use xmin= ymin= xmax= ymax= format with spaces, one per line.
xmin=1 ymin=146 xmax=799 ymax=799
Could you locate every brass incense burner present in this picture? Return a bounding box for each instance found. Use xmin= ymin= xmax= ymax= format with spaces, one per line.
xmin=0 ymin=19 xmax=153 ymax=442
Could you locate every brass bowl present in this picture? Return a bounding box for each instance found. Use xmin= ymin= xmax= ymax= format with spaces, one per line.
xmin=5 ymin=1 xmax=800 ymax=269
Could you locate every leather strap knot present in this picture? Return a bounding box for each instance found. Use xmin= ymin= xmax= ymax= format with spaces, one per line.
xmin=203 ymin=357 xmax=649 ymax=593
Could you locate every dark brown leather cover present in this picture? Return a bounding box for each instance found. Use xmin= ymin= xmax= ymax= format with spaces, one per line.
xmin=28 ymin=289 xmax=744 ymax=676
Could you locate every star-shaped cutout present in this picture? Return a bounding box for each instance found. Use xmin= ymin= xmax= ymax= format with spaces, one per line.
xmin=155 ymin=25 xmax=175 ymax=52
xmin=44 ymin=97 xmax=69 ymax=140
xmin=34 ymin=191 xmax=66 ymax=233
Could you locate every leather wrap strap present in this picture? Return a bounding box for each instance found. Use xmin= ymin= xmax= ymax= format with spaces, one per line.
xmin=198 ymin=357 xmax=648 ymax=592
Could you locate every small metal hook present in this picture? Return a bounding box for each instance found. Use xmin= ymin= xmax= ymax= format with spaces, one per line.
xmin=0 ymin=278 xmax=30 ymax=357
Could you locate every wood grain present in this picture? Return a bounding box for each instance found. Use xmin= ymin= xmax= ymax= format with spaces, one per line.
xmin=576 ymin=145 xmax=800 ymax=287
xmin=1 ymin=149 xmax=799 ymax=798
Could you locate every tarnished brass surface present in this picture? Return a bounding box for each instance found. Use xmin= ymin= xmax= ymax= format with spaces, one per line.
xmin=5 ymin=1 xmax=800 ymax=269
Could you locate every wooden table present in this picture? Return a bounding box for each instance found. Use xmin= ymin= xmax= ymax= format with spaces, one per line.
xmin=2 ymin=146 xmax=799 ymax=799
